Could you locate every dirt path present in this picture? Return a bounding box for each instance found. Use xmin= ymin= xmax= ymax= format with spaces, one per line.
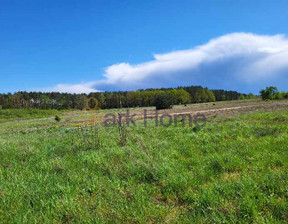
xmin=164 ymin=102 xmax=288 ymax=118
xmin=66 ymin=100 xmax=288 ymax=124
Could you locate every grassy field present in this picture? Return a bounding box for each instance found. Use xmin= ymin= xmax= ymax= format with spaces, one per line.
xmin=0 ymin=103 xmax=288 ymax=223
xmin=0 ymin=109 xmax=61 ymax=120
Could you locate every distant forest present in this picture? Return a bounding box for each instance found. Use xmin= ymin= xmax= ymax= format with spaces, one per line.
xmin=0 ymin=86 xmax=251 ymax=110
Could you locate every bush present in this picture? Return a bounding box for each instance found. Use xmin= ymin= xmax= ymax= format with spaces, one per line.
xmin=273 ymin=92 xmax=283 ymax=100
xmin=154 ymin=93 xmax=175 ymax=110
xmin=55 ymin=115 xmax=61 ymax=122
xmin=118 ymin=120 xmax=127 ymax=147
xmin=239 ymin=95 xmax=245 ymax=100
xmin=282 ymin=92 xmax=288 ymax=99
xmin=247 ymin=93 xmax=255 ymax=99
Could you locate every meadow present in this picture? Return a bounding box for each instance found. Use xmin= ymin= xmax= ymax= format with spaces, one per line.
xmin=0 ymin=109 xmax=61 ymax=120
xmin=0 ymin=102 xmax=287 ymax=223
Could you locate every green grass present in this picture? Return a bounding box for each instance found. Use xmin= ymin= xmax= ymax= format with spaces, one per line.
xmin=0 ymin=109 xmax=61 ymax=120
xmin=0 ymin=110 xmax=287 ymax=223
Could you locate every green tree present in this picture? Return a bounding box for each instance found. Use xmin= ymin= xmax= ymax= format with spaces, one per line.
xmin=126 ymin=91 xmax=137 ymax=107
xmin=195 ymin=92 xmax=201 ymax=103
xmin=205 ymin=89 xmax=216 ymax=102
xmin=154 ymin=92 xmax=175 ymax=110
xmin=260 ymin=86 xmax=278 ymax=100
xmin=200 ymin=89 xmax=208 ymax=102
xmin=175 ymin=89 xmax=191 ymax=104
xmin=75 ymin=94 xmax=87 ymax=110
xmin=98 ymin=93 xmax=106 ymax=108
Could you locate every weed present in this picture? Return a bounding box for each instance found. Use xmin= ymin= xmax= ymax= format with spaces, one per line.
xmin=118 ymin=113 xmax=127 ymax=147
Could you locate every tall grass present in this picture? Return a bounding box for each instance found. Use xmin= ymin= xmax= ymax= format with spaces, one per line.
xmin=118 ymin=116 xmax=127 ymax=147
xmin=0 ymin=110 xmax=287 ymax=223
xmin=0 ymin=109 xmax=60 ymax=120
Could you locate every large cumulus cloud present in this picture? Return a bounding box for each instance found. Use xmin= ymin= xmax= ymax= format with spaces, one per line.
xmin=44 ymin=33 xmax=288 ymax=93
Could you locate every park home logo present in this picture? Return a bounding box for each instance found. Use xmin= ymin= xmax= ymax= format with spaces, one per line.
xmin=81 ymin=97 xmax=206 ymax=128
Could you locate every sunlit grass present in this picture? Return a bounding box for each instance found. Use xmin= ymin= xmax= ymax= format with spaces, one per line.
xmin=0 ymin=109 xmax=287 ymax=223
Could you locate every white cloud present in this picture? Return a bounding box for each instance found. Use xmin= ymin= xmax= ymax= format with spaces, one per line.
xmin=43 ymin=33 xmax=288 ymax=93
xmin=39 ymin=82 xmax=100 ymax=94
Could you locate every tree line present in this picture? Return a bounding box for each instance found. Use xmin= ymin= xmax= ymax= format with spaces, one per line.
xmin=0 ymin=86 xmax=246 ymax=110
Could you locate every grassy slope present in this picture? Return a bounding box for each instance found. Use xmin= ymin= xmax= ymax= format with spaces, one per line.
xmin=0 ymin=109 xmax=287 ymax=223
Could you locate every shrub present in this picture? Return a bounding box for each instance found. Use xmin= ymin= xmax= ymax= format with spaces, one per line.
xmin=118 ymin=115 xmax=127 ymax=147
xmin=273 ymin=92 xmax=283 ymax=100
xmin=154 ymin=93 xmax=175 ymax=110
xmin=55 ymin=115 xmax=61 ymax=122
xmin=239 ymin=95 xmax=245 ymax=100
xmin=282 ymin=92 xmax=288 ymax=99
xmin=247 ymin=93 xmax=255 ymax=99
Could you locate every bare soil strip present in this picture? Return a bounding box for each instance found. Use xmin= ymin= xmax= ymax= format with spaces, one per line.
xmin=69 ymin=100 xmax=288 ymax=125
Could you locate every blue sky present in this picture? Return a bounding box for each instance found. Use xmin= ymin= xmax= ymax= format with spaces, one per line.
xmin=0 ymin=0 xmax=288 ymax=94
